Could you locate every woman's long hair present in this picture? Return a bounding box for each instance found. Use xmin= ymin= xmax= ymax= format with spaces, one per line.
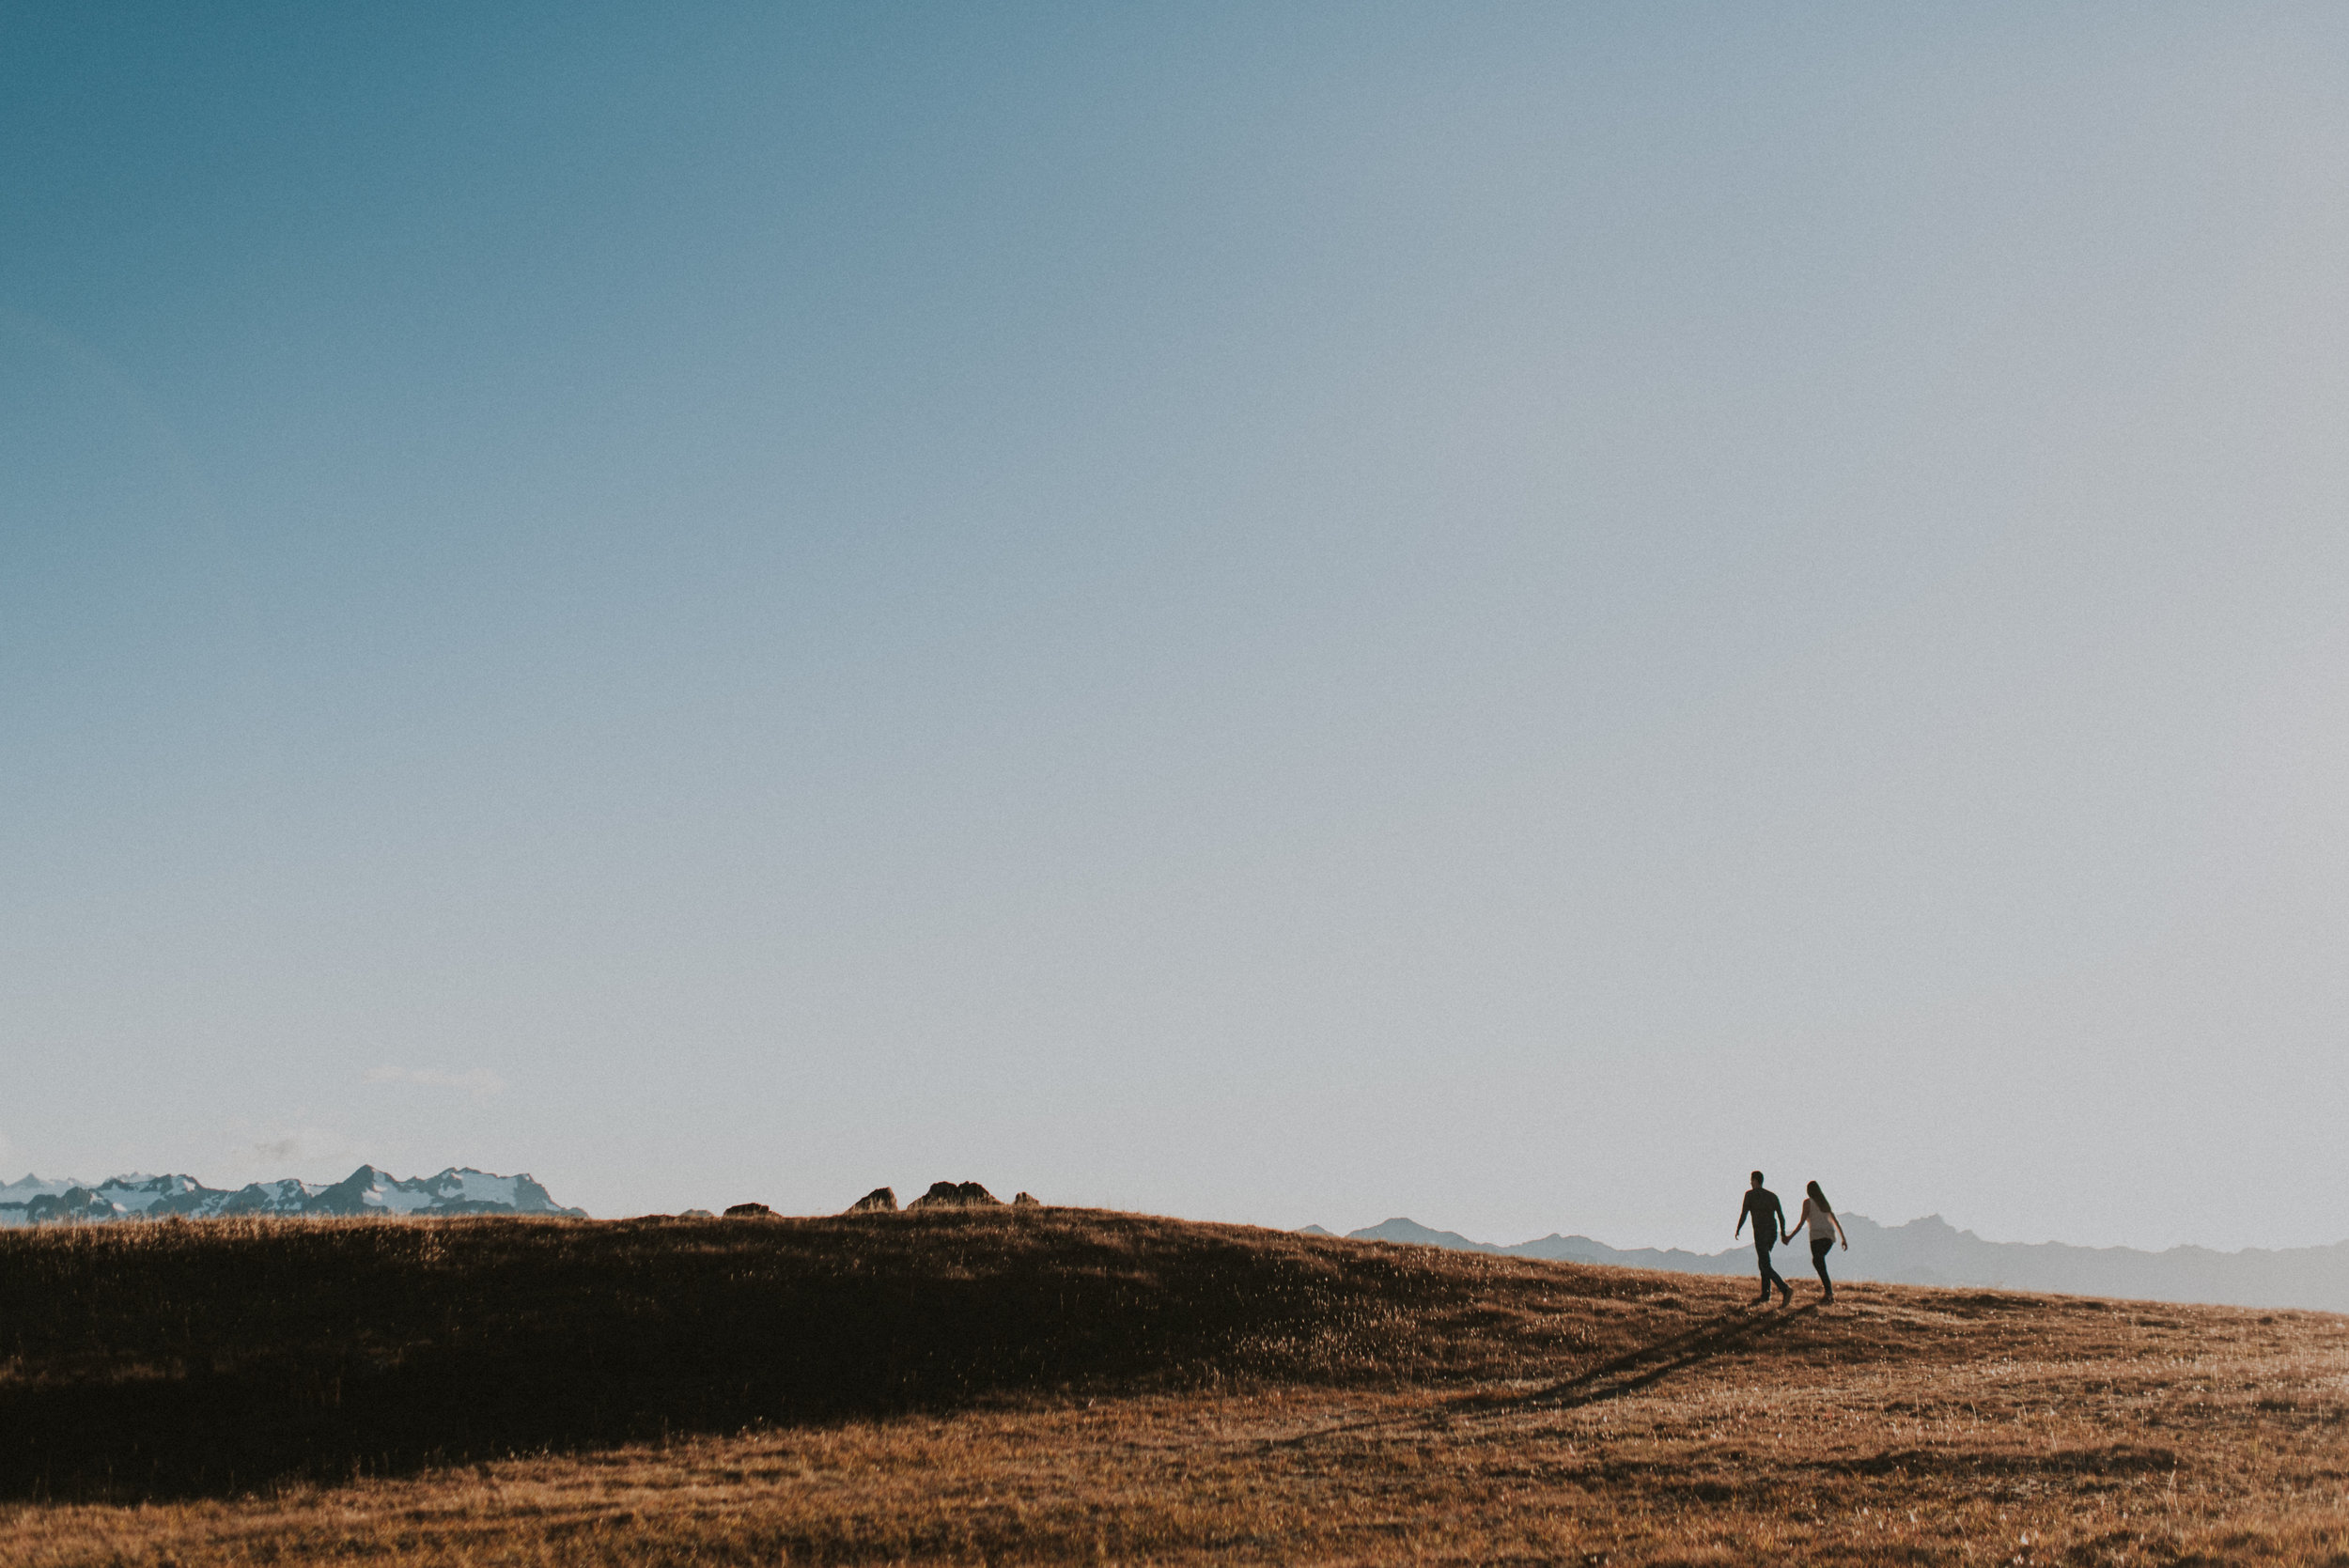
xmin=1806 ymin=1180 xmax=1831 ymax=1213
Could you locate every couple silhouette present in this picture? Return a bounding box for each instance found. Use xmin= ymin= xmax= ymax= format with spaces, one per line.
xmin=1735 ymin=1171 xmax=1847 ymax=1306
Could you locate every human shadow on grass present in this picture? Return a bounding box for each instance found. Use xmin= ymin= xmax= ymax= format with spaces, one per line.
xmin=1455 ymin=1302 xmax=1821 ymax=1417
xmin=1254 ymin=1306 xmax=1821 ymax=1453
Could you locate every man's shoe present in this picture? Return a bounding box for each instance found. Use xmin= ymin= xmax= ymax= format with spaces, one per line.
xmin=1778 ymin=1283 xmax=1793 ymax=1307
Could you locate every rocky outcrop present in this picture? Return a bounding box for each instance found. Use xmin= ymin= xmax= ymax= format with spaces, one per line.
xmin=723 ymin=1202 xmax=775 ymax=1218
xmin=1013 ymin=1191 xmax=1041 ymax=1208
xmin=847 ymin=1187 xmax=897 ymax=1214
xmin=905 ymin=1180 xmax=1002 ymax=1210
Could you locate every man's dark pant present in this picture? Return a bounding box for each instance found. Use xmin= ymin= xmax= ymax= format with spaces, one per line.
xmin=1753 ymin=1237 xmax=1788 ymax=1298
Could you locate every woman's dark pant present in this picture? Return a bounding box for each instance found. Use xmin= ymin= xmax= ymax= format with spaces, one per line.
xmin=1811 ymin=1236 xmax=1834 ymax=1295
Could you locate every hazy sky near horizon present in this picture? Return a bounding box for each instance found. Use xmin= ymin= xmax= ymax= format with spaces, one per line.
xmin=7 ymin=4 xmax=2349 ymax=1252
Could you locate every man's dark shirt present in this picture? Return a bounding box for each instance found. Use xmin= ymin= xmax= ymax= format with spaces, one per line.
xmin=1740 ymin=1187 xmax=1783 ymax=1247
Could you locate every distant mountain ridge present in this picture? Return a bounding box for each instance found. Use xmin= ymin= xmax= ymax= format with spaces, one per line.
xmin=1331 ymin=1214 xmax=2349 ymax=1314
xmin=0 ymin=1166 xmax=583 ymax=1225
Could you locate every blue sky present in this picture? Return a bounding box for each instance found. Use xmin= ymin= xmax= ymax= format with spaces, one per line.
xmin=7 ymin=3 xmax=2349 ymax=1250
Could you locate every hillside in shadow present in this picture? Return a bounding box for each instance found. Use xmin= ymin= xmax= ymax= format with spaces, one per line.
xmin=0 ymin=1207 xmax=2256 ymax=1504
xmin=0 ymin=1207 xmax=1645 ymax=1499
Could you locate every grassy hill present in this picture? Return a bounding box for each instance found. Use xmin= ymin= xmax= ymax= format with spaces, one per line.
xmin=0 ymin=1205 xmax=1703 ymax=1499
xmin=5 ymin=1208 xmax=2347 ymax=1563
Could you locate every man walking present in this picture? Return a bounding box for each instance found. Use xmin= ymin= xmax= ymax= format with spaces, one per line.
xmin=1735 ymin=1170 xmax=1792 ymax=1307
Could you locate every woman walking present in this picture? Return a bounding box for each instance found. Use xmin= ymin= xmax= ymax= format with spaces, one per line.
xmin=1787 ymin=1180 xmax=1848 ymax=1304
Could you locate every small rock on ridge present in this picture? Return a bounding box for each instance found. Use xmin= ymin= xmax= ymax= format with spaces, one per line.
xmin=905 ymin=1180 xmax=1002 ymax=1210
xmin=1013 ymin=1191 xmax=1041 ymax=1207
xmin=847 ymin=1187 xmax=897 ymax=1214
xmin=723 ymin=1202 xmax=775 ymax=1218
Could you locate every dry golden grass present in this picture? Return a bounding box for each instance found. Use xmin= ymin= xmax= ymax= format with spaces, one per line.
xmin=7 ymin=1212 xmax=2349 ymax=1564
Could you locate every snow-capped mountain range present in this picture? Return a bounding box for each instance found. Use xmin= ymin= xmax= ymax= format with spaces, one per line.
xmin=0 ymin=1165 xmax=584 ymax=1225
